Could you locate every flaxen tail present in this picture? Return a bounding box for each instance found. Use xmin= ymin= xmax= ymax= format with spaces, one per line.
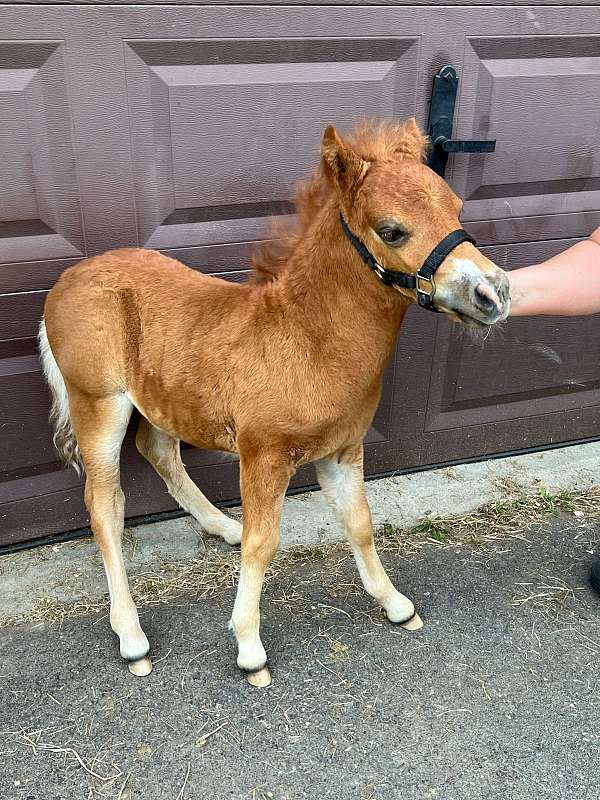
xmin=38 ymin=319 xmax=83 ymax=475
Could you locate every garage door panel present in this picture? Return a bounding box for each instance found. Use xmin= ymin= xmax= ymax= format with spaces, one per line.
xmin=425 ymin=238 xmax=600 ymax=433
xmin=0 ymin=41 xmax=85 ymax=265
xmin=0 ymin=292 xmax=46 ymax=342
xmin=407 ymin=239 xmax=600 ymax=457
xmin=1 ymin=85 xmax=38 ymax=221
xmin=2 ymin=5 xmax=600 ymax=548
xmin=466 ymin=211 xmax=600 ymax=248
xmin=0 ymin=486 xmax=87 ymax=546
xmin=426 ymin=316 xmax=600 ymax=431
xmin=124 ymin=36 xmax=419 ymax=262
xmin=454 ymin=36 xmax=600 ymax=240
xmin=0 ymin=356 xmax=57 ymax=478
xmin=0 ymin=258 xmax=80 ymax=294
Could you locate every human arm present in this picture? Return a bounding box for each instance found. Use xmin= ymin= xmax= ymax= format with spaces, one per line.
xmin=508 ymin=227 xmax=600 ymax=316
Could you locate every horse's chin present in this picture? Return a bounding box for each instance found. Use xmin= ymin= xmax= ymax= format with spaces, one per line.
xmin=452 ymin=311 xmax=491 ymax=329
xmin=440 ymin=305 xmax=507 ymax=331
xmin=435 ymin=305 xmax=488 ymax=328
xmin=445 ymin=310 xmax=508 ymax=343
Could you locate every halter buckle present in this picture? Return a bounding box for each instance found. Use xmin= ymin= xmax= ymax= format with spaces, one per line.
xmin=415 ymin=273 xmax=435 ymax=302
xmin=371 ymin=260 xmax=386 ymax=280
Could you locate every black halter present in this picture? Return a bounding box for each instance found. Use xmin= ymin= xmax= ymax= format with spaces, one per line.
xmin=339 ymin=213 xmax=476 ymax=312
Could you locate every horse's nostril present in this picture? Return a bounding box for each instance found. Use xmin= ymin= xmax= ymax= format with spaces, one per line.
xmin=474 ymin=282 xmax=500 ymax=313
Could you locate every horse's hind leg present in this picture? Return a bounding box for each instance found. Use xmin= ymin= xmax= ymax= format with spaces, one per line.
xmin=135 ymin=417 xmax=242 ymax=545
xmin=69 ymin=389 xmax=152 ymax=676
xmin=315 ymin=444 xmax=423 ymax=630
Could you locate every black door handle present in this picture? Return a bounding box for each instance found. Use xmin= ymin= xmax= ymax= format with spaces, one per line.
xmin=434 ymin=136 xmax=496 ymax=154
xmin=427 ymin=65 xmax=496 ymax=177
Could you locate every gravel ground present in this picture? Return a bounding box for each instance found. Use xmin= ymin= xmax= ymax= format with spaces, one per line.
xmin=1 ymin=513 xmax=599 ymax=800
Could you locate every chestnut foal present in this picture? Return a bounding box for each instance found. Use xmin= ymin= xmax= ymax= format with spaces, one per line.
xmin=40 ymin=119 xmax=509 ymax=686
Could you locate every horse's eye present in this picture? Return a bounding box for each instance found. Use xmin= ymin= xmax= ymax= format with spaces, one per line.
xmin=377 ymin=225 xmax=407 ymax=246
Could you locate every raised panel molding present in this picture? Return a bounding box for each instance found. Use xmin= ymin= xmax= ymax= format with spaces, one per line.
xmin=0 ymin=41 xmax=84 ymax=263
xmin=123 ymin=37 xmax=419 ymax=260
xmin=426 ymin=315 xmax=600 ymax=432
xmin=5 ymin=5 xmax=600 ymax=547
xmin=121 ymin=38 xmax=411 ymax=455
xmin=454 ymin=36 xmax=600 ymax=229
xmin=423 ymin=240 xmax=600 ymax=434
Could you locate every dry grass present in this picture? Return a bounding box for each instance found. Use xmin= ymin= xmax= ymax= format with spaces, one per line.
xmin=377 ymin=479 xmax=596 ymax=554
xmin=0 ymin=725 xmax=124 ymax=797
xmin=2 ymin=481 xmax=599 ymax=630
xmin=512 ymin=574 xmax=584 ymax=618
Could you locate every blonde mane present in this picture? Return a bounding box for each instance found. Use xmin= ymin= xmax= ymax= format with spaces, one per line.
xmin=251 ymin=120 xmax=429 ymax=284
xmin=250 ymin=167 xmax=330 ymax=284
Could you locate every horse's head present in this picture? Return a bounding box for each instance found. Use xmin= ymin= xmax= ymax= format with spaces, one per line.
xmin=321 ymin=119 xmax=509 ymax=327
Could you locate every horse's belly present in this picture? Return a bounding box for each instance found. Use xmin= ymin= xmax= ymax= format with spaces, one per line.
xmin=129 ymin=389 xmax=237 ymax=454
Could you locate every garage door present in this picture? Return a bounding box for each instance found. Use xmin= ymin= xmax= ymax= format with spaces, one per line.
xmin=2 ymin=3 xmax=600 ymax=548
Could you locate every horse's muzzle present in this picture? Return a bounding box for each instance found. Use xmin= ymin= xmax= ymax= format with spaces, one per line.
xmin=437 ymin=266 xmax=510 ymax=327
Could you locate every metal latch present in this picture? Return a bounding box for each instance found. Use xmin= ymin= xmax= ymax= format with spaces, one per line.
xmin=427 ymin=65 xmax=496 ymax=178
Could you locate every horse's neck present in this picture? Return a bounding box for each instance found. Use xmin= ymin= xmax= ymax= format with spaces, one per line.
xmin=276 ymin=207 xmax=410 ymax=375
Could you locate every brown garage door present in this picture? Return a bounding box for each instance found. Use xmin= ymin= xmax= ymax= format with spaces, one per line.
xmin=2 ymin=4 xmax=600 ymax=549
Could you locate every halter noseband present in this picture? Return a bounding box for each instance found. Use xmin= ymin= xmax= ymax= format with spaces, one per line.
xmin=339 ymin=213 xmax=476 ymax=312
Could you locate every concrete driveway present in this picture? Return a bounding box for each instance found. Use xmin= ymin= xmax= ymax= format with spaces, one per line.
xmin=1 ymin=505 xmax=599 ymax=800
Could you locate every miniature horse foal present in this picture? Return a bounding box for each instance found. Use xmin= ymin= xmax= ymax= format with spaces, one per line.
xmin=40 ymin=119 xmax=509 ymax=686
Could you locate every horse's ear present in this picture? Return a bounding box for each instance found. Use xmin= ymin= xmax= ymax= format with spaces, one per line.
xmin=321 ymin=125 xmax=368 ymax=196
xmin=395 ymin=117 xmax=429 ymax=162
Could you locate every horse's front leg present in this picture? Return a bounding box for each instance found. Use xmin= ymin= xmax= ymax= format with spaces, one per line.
xmin=316 ymin=444 xmax=423 ymax=630
xmin=230 ymin=446 xmax=292 ymax=687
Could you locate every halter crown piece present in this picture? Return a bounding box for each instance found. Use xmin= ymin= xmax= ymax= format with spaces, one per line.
xmin=339 ymin=213 xmax=476 ymax=312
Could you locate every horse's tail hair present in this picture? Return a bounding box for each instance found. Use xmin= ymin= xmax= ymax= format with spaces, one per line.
xmin=38 ymin=319 xmax=83 ymax=475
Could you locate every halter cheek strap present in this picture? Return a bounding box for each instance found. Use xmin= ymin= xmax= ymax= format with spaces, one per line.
xmin=339 ymin=213 xmax=476 ymax=312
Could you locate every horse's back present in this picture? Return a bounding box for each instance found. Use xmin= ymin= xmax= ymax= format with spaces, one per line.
xmin=42 ymin=248 xmax=228 ymax=395
xmin=50 ymin=247 xmax=195 ymax=297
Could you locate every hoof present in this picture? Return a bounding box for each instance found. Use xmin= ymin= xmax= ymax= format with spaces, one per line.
xmin=128 ymin=656 xmax=153 ymax=677
xmin=245 ymin=666 xmax=271 ymax=688
xmin=399 ymin=611 xmax=423 ymax=631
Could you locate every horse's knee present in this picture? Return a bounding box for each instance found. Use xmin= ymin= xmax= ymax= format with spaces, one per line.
xmin=242 ymin=529 xmax=280 ymax=565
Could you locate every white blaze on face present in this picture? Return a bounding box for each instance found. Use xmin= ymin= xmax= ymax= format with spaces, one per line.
xmin=450 ymin=257 xmax=503 ymax=310
xmin=434 ymin=256 xmax=483 ymax=312
xmin=451 ymin=256 xmax=483 ymax=282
